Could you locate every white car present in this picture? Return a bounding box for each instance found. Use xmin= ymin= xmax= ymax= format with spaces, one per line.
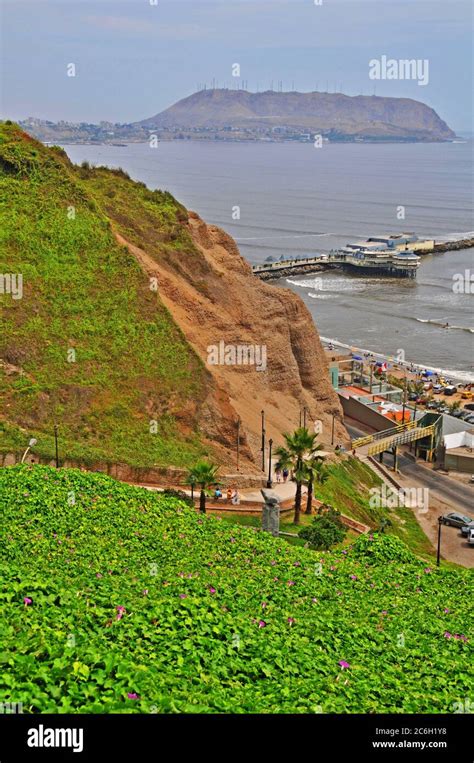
xmin=468 ymin=528 xmax=474 ymax=546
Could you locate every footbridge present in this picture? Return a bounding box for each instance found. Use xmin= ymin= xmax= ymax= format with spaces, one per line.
xmin=351 ymin=414 xmax=442 ymax=466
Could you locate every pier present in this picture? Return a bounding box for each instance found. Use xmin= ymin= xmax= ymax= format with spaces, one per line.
xmin=252 ymin=234 xmax=474 ymax=281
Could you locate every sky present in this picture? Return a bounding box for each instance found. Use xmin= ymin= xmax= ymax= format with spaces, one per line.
xmin=1 ymin=0 xmax=472 ymax=132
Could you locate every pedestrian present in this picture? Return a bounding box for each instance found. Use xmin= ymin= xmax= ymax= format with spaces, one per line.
xmin=226 ymin=487 xmax=232 ymax=503
xmin=275 ymin=467 xmax=282 ymax=483
xmin=282 ymin=468 xmax=289 ymax=483
xmin=214 ymin=487 xmax=222 ymax=501
xmin=231 ymin=489 xmax=240 ymax=505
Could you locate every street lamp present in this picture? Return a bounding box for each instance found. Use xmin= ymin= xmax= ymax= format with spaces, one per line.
xmin=267 ymin=438 xmax=273 ymax=488
xmin=236 ymin=417 xmax=241 ymax=472
xmin=261 ymin=410 xmax=266 ymax=472
xmin=437 ymin=516 xmax=443 ymax=567
xmin=54 ymin=423 xmax=60 ymax=468
xmin=21 ymin=438 xmax=37 ymax=464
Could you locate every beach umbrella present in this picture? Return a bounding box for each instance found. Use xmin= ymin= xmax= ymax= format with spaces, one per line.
xmin=352 ymin=354 xmax=363 ymax=360
xmin=423 ymin=370 xmax=434 ymax=376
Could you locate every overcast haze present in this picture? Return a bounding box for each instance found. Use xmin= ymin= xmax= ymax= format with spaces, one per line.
xmin=1 ymin=0 xmax=472 ymax=131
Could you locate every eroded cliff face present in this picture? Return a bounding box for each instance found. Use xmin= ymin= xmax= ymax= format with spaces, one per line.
xmin=115 ymin=211 xmax=347 ymax=471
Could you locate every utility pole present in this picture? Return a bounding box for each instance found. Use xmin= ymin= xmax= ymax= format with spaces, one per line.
xmin=402 ymin=375 xmax=407 ymax=422
xmin=331 ymin=414 xmax=335 ymax=446
xmin=267 ymin=439 xmax=273 ymax=488
xmin=261 ymin=410 xmax=266 ymax=471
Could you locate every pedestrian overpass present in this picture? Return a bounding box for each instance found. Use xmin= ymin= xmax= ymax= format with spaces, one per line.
xmin=351 ymin=414 xmax=442 ymax=465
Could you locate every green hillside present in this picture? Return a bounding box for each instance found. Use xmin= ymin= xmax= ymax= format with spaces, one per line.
xmin=0 ymin=465 xmax=471 ymax=713
xmin=0 ymin=122 xmax=208 ymax=468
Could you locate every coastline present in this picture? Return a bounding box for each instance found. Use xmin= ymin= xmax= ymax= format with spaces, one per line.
xmin=321 ymin=336 xmax=474 ymax=385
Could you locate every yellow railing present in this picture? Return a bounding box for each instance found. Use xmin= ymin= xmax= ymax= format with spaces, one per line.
xmin=352 ymin=420 xmax=416 ymax=449
xmin=366 ymin=425 xmax=434 ymax=456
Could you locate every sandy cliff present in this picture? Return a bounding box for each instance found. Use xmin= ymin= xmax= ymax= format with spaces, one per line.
xmin=115 ymin=211 xmax=347 ymax=470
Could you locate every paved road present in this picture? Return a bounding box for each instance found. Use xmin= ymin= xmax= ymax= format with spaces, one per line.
xmin=347 ymin=422 xmax=474 ymax=514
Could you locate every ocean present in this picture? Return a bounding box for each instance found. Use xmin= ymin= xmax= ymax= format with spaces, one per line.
xmin=63 ymin=140 xmax=474 ymax=380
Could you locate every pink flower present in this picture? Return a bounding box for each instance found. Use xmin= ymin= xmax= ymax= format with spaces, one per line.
xmin=23 ymin=597 xmax=32 ymax=606
xmin=424 ymin=568 xmax=432 ymax=574
xmin=312 ymin=597 xmax=318 ymax=603
xmin=287 ymin=617 xmax=295 ymax=625
xmin=96 ymin=573 xmax=103 ymax=579
xmin=381 ymin=610 xmax=388 ymax=615
xmin=261 ymin=602 xmax=267 ymax=609
xmin=287 ymin=580 xmax=295 ymax=586
xmin=338 ymin=660 xmax=350 ymax=669
xmin=350 ymin=575 xmax=357 ymax=580
xmin=444 ymin=631 xmax=452 ymax=639
xmin=127 ymin=693 xmax=139 ymax=700
xmin=443 ymin=608 xmax=450 ymax=614
xmin=179 ymin=594 xmax=187 ymax=599
xmin=209 ymin=586 xmax=216 ymax=594
xmin=270 ymin=561 xmax=277 ymax=566
xmin=294 ymin=562 xmax=301 ymax=567
xmin=142 ymin=589 xmax=148 ymax=596
xmin=116 ymin=605 xmax=126 ymax=621
xmin=258 ymin=620 xmax=266 ymax=628
xmin=230 ymin=538 xmax=236 ymax=543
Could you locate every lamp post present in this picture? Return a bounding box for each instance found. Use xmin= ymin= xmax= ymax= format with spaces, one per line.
xmin=261 ymin=410 xmax=266 ymax=472
xmin=236 ymin=417 xmax=241 ymax=472
xmin=21 ymin=438 xmax=37 ymax=464
xmin=331 ymin=414 xmax=335 ymax=446
xmin=436 ymin=516 xmax=443 ymax=567
xmin=54 ymin=424 xmax=59 ymax=468
xmin=267 ymin=438 xmax=273 ymax=488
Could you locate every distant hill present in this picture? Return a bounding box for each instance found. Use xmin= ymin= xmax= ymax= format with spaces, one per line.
xmin=138 ymin=89 xmax=455 ymax=142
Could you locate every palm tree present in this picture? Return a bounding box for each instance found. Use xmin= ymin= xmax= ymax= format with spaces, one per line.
xmin=185 ymin=461 xmax=219 ymax=514
xmin=304 ymin=457 xmax=329 ymax=515
xmin=275 ymin=427 xmax=320 ymax=525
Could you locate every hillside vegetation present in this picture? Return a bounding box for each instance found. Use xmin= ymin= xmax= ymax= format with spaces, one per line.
xmin=0 ymin=465 xmax=471 ymax=713
xmin=0 ymin=122 xmax=209 ymax=467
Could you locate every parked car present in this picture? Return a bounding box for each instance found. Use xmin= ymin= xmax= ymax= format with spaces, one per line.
xmin=464 ymin=403 xmax=474 ymax=411
xmin=441 ymin=512 xmax=474 ymax=528
xmin=464 ymin=416 xmax=474 ymax=425
xmin=444 ymin=385 xmax=457 ymax=396
xmin=433 ymin=385 xmax=444 ymax=394
xmin=461 ymin=522 xmax=474 ymax=537
xmin=468 ymin=528 xmax=474 ymax=546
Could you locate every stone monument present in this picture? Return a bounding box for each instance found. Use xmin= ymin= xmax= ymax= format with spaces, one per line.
xmin=261 ymin=488 xmax=281 ymax=537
